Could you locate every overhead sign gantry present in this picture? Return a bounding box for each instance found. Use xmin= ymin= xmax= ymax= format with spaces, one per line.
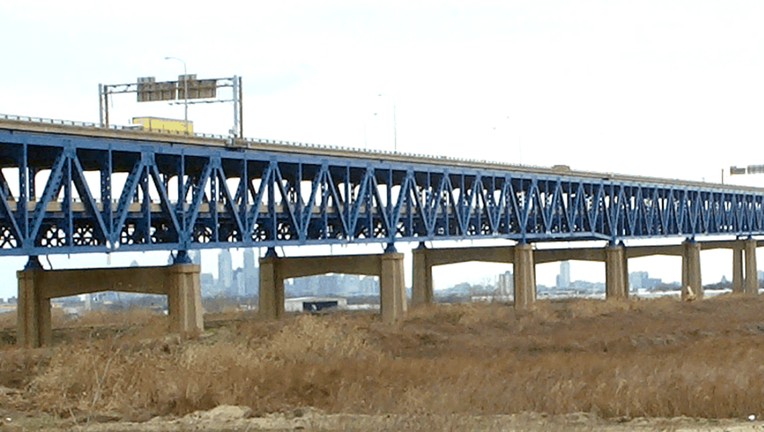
xmin=98 ymin=75 xmax=243 ymax=137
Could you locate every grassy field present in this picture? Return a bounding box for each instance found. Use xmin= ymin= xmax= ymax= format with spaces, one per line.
xmin=1 ymin=294 xmax=764 ymax=427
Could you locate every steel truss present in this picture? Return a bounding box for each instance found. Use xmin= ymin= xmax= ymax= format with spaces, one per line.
xmin=1 ymin=124 xmax=764 ymax=257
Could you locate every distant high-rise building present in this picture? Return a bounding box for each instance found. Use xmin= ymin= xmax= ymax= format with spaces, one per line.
xmin=189 ymin=250 xmax=202 ymax=265
xmin=628 ymin=271 xmax=662 ymax=290
xmin=218 ymin=249 xmax=233 ymax=294
xmin=318 ymin=274 xmax=342 ymax=296
xmin=200 ymin=273 xmax=216 ymax=297
xmin=234 ymin=268 xmax=245 ymax=297
xmin=629 ymin=271 xmax=649 ymax=289
xmin=243 ymin=248 xmax=259 ymax=296
xmin=556 ymin=261 xmax=571 ymax=288
xmin=360 ymin=276 xmax=379 ymax=295
xmin=498 ymin=271 xmax=513 ymax=296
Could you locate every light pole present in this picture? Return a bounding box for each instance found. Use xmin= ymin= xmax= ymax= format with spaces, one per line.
xmin=165 ymin=56 xmax=189 ymax=133
xmin=378 ymin=94 xmax=397 ymax=152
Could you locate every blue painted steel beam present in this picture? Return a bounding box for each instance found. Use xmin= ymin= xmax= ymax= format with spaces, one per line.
xmin=1 ymin=119 xmax=764 ymax=257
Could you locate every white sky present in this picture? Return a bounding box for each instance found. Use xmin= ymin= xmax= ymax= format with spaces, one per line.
xmin=1 ymin=1 xmax=764 ymax=299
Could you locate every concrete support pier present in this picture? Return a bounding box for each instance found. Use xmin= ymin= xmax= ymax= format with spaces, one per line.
xmin=411 ymin=243 xmax=434 ymax=307
xmin=258 ymin=247 xmax=407 ymax=323
xmin=744 ymin=238 xmax=759 ymax=295
xmin=380 ymin=248 xmax=406 ymax=324
xmin=17 ymin=257 xmax=49 ymax=348
xmin=681 ymin=241 xmax=703 ymax=300
xmin=732 ymin=242 xmax=744 ymax=293
xmin=605 ymin=245 xmax=628 ymax=299
xmin=258 ymin=249 xmax=285 ymax=320
xmin=167 ymin=264 xmax=204 ymax=334
xmin=730 ymin=239 xmax=758 ymax=295
xmin=513 ymin=243 xmax=536 ymax=309
xmin=17 ymin=256 xmax=203 ymax=348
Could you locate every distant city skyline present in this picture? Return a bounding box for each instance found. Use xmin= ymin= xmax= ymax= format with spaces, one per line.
xmin=198 ymin=248 xmax=259 ymax=298
xmin=2 ymin=2 xmax=764 ymax=300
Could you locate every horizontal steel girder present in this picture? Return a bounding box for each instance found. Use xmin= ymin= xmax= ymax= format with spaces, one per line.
xmin=1 ymin=119 xmax=764 ymax=256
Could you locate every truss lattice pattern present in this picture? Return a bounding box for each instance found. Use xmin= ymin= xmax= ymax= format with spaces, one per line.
xmin=1 ymin=125 xmax=763 ymax=256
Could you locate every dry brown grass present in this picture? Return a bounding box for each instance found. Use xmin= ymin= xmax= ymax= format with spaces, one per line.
xmin=2 ymin=295 xmax=764 ymax=422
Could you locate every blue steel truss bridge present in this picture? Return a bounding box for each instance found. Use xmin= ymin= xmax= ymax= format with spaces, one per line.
xmin=1 ymin=114 xmax=764 ymax=258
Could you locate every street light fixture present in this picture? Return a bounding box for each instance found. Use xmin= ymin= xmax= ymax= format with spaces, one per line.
xmin=378 ymin=94 xmax=397 ymax=152
xmin=164 ymin=56 xmax=189 ymax=134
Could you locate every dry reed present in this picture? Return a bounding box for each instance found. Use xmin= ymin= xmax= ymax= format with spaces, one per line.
xmin=2 ymin=295 xmax=764 ymax=421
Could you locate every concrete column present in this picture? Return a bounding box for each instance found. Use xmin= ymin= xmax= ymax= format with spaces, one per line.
xmin=166 ymin=263 xmax=204 ymax=334
xmin=681 ymin=241 xmax=703 ymax=300
xmin=380 ymin=250 xmax=406 ymax=323
xmin=605 ymin=245 xmax=628 ymax=299
xmin=744 ymin=238 xmax=758 ymax=295
xmin=411 ymin=245 xmax=433 ymax=307
xmin=17 ymin=266 xmax=50 ymax=348
xmin=622 ymin=249 xmax=629 ymax=296
xmin=513 ymin=244 xmax=536 ymax=309
xmin=732 ymin=242 xmax=744 ymax=294
xmin=258 ymin=252 xmax=284 ymax=320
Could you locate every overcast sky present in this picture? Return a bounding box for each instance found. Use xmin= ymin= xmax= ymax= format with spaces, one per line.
xmin=1 ymin=1 xmax=764 ymax=299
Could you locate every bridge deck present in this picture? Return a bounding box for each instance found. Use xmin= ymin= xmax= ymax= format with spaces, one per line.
xmin=0 ymin=115 xmax=763 ymax=256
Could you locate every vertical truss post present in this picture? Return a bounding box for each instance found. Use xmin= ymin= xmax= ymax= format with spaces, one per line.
xmin=140 ymin=165 xmax=151 ymax=244
xmin=177 ymin=153 xmax=186 ymax=245
xmin=321 ymin=169 xmax=329 ymax=239
xmin=268 ymin=163 xmax=276 ymax=241
xmin=63 ymin=156 xmax=73 ymax=247
xmin=297 ymin=163 xmax=304 ymax=240
xmin=385 ymin=169 xmax=391 ymax=220
xmin=346 ymin=170 xmax=357 ymax=237
xmin=101 ymin=150 xmax=112 ymax=238
xmin=406 ymin=172 xmax=413 ymax=236
xmin=211 ymin=164 xmax=219 ymax=242
xmin=28 ymin=168 xmax=37 ymax=203
xmin=18 ymin=143 xmax=28 ymax=240
xmin=239 ymin=160 xmax=248 ymax=237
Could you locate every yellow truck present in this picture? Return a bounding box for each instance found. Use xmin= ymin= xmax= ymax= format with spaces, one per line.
xmin=131 ymin=117 xmax=193 ymax=134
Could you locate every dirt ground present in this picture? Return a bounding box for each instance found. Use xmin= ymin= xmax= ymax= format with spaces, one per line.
xmin=3 ymin=405 xmax=764 ymax=431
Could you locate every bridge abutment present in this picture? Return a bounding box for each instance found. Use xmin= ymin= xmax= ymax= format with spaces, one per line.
xmin=16 ymin=262 xmax=203 ymax=348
